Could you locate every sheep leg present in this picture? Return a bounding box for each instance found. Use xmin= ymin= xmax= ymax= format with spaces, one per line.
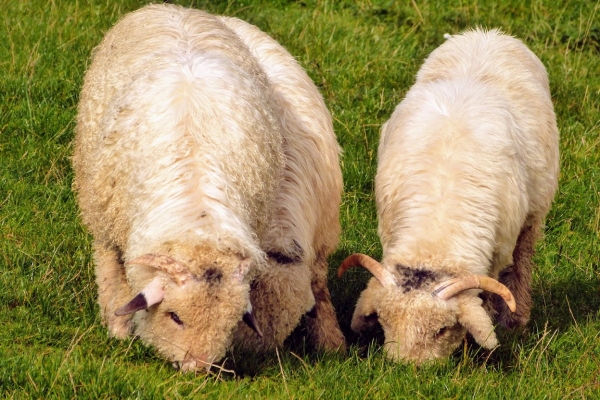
xmin=305 ymin=255 xmax=346 ymax=352
xmin=94 ymin=242 xmax=134 ymax=338
xmin=494 ymin=223 xmax=537 ymax=329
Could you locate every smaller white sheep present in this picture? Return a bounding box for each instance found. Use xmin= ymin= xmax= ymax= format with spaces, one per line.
xmin=339 ymin=28 xmax=559 ymax=363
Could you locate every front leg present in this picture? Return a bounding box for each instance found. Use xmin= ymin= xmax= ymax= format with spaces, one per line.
xmin=494 ymin=224 xmax=537 ymax=329
xmin=94 ymin=242 xmax=134 ymax=338
xmin=305 ymin=254 xmax=346 ymax=352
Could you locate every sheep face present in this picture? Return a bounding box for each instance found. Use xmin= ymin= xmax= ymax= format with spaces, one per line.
xmin=117 ymin=251 xmax=257 ymax=372
xmin=352 ymin=277 xmax=499 ymax=363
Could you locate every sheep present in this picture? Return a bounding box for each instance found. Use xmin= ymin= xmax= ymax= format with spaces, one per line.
xmin=72 ymin=3 xmax=344 ymax=372
xmin=338 ymin=28 xmax=559 ymax=364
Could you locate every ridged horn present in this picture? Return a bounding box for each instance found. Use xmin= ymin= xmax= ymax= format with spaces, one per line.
xmin=127 ymin=254 xmax=190 ymax=285
xmin=337 ymin=253 xmax=397 ymax=287
xmin=432 ymin=275 xmax=517 ymax=312
xmin=232 ymin=258 xmax=253 ymax=283
xmin=242 ymin=302 xmax=263 ymax=338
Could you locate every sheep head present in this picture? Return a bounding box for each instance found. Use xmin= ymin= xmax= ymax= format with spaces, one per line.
xmin=339 ymin=253 xmax=515 ymax=364
xmin=116 ymin=250 xmax=259 ymax=372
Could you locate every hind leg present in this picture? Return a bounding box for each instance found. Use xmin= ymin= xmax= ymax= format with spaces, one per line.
xmin=494 ymin=223 xmax=539 ymax=329
xmin=94 ymin=242 xmax=134 ymax=338
xmin=305 ymin=254 xmax=346 ymax=352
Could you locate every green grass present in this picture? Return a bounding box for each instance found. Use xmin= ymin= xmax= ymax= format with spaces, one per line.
xmin=1 ymin=0 xmax=599 ymax=397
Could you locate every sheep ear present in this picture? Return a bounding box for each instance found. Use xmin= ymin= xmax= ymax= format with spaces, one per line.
xmin=127 ymin=254 xmax=190 ymax=285
xmin=458 ymin=297 xmax=498 ymax=349
xmin=115 ymin=276 xmax=164 ymax=316
xmin=351 ymin=311 xmax=379 ymax=331
xmin=351 ymin=281 xmax=380 ymax=332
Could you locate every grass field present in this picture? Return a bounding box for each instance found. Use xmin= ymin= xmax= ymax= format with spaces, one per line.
xmin=1 ymin=0 xmax=599 ymax=398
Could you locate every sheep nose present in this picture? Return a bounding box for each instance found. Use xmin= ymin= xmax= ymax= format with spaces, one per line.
xmin=180 ymin=353 xmax=212 ymax=372
xmin=179 ymin=360 xmax=198 ymax=372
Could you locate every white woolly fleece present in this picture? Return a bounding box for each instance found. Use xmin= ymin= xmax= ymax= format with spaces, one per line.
xmin=377 ymin=28 xmax=558 ymax=277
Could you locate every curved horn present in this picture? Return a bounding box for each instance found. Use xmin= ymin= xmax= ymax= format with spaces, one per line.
xmin=127 ymin=254 xmax=190 ymax=285
xmin=232 ymin=258 xmax=253 ymax=283
xmin=432 ymin=275 xmax=516 ymax=312
xmin=115 ymin=276 xmax=164 ymax=316
xmin=242 ymin=303 xmax=263 ymax=338
xmin=337 ymin=253 xmax=397 ymax=287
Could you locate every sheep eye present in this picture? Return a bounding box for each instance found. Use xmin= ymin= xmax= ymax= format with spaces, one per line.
xmin=364 ymin=313 xmax=379 ymax=324
xmin=169 ymin=312 xmax=183 ymax=325
xmin=434 ymin=326 xmax=448 ymax=338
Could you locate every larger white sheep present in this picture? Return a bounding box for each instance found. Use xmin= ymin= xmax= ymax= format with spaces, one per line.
xmin=73 ymin=4 xmax=344 ymax=372
xmin=339 ymin=28 xmax=559 ymax=363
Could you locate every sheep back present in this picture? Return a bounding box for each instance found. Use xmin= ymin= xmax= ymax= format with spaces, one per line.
xmin=73 ymin=5 xmax=283 ymax=266
xmin=377 ymin=28 xmax=559 ymax=276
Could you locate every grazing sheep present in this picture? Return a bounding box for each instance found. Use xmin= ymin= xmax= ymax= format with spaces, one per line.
xmin=73 ymin=3 xmax=344 ymax=372
xmin=338 ymin=28 xmax=559 ymax=363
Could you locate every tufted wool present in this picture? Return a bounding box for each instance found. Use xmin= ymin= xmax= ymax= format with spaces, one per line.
xmin=349 ymin=29 xmax=559 ymax=364
xmin=73 ymin=4 xmax=344 ymax=371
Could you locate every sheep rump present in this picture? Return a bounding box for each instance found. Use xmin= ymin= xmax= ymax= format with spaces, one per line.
xmin=73 ymin=4 xmax=344 ymax=371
